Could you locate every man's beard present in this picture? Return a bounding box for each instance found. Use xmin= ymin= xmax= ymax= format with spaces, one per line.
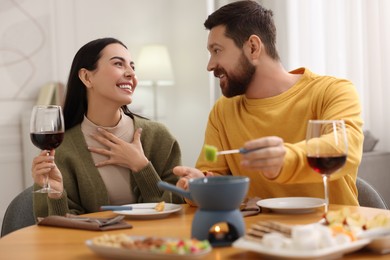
xmin=216 ymin=53 xmax=256 ymax=98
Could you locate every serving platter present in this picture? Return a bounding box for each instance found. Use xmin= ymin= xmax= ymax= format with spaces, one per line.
xmin=233 ymin=237 xmax=370 ymax=260
xmin=86 ymin=236 xmax=211 ymax=259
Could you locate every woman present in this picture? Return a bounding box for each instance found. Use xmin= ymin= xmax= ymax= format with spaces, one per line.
xmin=32 ymin=38 xmax=184 ymax=218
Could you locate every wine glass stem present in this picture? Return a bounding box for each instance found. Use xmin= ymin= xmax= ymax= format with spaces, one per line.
xmin=323 ymin=175 xmax=329 ymax=213
xmin=43 ymin=174 xmax=50 ymax=190
xmin=43 ymin=151 xmax=51 ymax=191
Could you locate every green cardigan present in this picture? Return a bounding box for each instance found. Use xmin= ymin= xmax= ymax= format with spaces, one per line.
xmin=33 ymin=115 xmax=184 ymax=218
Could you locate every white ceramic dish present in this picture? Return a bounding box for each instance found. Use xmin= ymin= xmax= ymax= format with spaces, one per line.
xmin=256 ymin=197 xmax=325 ymax=214
xmin=114 ymin=203 xmax=182 ymax=219
xmin=362 ymin=229 xmax=390 ymax=255
xmin=86 ymin=236 xmax=211 ymax=259
xmin=366 ymin=235 xmax=390 ymax=254
xmin=233 ymin=237 xmax=370 ymax=260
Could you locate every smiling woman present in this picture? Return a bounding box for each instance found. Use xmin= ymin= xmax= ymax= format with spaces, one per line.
xmin=59 ymin=0 xmax=211 ymax=167
xmin=31 ymin=37 xmax=186 ymax=219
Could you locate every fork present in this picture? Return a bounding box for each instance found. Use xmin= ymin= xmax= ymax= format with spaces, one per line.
xmin=97 ymin=215 xmax=124 ymax=227
xmin=68 ymin=215 xmax=124 ymax=227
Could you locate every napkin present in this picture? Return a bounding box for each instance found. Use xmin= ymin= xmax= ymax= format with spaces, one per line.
xmin=37 ymin=214 xmax=132 ymax=231
xmin=240 ymin=197 xmax=262 ymax=217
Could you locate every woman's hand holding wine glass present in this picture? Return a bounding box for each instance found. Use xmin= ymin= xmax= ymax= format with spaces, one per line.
xmin=32 ymin=150 xmax=64 ymax=197
xmin=306 ymin=120 xmax=348 ymax=213
xmin=30 ymin=105 xmax=65 ymax=195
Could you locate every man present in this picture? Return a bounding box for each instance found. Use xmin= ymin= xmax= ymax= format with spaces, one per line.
xmin=174 ymin=0 xmax=363 ymax=205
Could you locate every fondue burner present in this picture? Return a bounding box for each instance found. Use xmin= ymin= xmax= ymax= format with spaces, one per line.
xmin=192 ymin=209 xmax=245 ymax=247
xmin=158 ymin=176 xmax=249 ymax=247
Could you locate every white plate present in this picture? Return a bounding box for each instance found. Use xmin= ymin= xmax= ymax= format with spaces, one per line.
xmin=233 ymin=237 xmax=370 ymax=260
xmin=86 ymin=236 xmax=211 ymax=259
xmin=256 ymin=197 xmax=325 ymax=214
xmin=114 ymin=203 xmax=182 ymax=219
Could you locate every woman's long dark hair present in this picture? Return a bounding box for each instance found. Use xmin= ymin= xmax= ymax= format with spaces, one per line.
xmin=63 ymin=37 xmax=133 ymax=131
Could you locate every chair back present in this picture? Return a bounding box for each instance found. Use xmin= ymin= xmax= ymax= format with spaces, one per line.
xmin=1 ymin=186 xmax=35 ymax=237
xmin=357 ymin=177 xmax=388 ymax=209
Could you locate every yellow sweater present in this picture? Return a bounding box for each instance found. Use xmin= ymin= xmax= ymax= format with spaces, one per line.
xmin=196 ymin=68 xmax=363 ymax=206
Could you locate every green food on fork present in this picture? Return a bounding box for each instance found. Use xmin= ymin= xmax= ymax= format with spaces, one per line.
xmin=203 ymin=144 xmax=254 ymax=162
xmin=204 ymin=144 xmax=218 ymax=162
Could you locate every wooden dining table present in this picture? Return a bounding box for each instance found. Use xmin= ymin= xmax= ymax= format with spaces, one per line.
xmin=0 ymin=204 xmax=390 ymax=259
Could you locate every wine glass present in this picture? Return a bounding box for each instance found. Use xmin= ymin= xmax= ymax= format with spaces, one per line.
xmin=30 ymin=105 xmax=65 ymax=193
xmin=306 ymin=120 xmax=348 ymax=213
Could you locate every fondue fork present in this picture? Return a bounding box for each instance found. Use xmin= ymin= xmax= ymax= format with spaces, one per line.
xmin=100 ymin=206 xmax=134 ymax=211
xmin=204 ymin=144 xmax=263 ymax=162
xmin=100 ymin=202 xmax=165 ymax=212
xmin=217 ymin=147 xmax=264 ymax=156
xmin=100 ymin=205 xmax=157 ymax=211
xmin=217 ymin=147 xmax=250 ymax=155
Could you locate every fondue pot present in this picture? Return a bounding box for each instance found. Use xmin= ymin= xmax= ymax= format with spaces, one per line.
xmin=158 ymin=176 xmax=249 ymax=210
xmin=158 ymin=176 xmax=249 ymax=247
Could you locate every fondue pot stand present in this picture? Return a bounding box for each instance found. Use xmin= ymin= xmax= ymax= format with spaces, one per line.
xmin=158 ymin=176 xmax=249 ymax=246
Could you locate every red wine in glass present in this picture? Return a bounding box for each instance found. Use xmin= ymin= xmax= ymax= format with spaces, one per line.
xmin=306 ymin=120 xmax=348 ymax=213
xmin=30 ymin=105 xmax=65 ymax=194
xmin=307 ymin=155 xmax=347 ymax=175
xmin=30 ymin=132 xmax=64 ymax=151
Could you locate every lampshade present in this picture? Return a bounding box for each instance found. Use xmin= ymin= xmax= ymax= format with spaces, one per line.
xmin=136 ymin=44 xmax=174 ymax=85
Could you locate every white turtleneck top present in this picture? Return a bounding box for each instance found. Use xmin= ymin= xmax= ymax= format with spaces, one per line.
xmin=81 ymin=110 xmax=135 ymax=205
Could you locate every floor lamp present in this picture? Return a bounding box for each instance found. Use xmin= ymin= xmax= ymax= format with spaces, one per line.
xmin=137 ymin=44 xmax=174 ymax=120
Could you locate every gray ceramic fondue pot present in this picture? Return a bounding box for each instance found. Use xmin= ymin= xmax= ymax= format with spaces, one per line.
xmin=159 ymin=176 xmax=249 ymax=245
xmin=158 ymin=176 xmax=249 ymax=211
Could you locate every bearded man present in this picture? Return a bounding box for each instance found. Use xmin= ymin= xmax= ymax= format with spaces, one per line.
xmin=173 ymin=0 xmax=363 ymax=206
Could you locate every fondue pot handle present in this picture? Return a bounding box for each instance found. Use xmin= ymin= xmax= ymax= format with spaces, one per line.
xmin=158 ymin=181 xmax=192 ymax=200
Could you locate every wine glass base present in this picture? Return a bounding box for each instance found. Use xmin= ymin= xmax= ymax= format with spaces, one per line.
xmin=33 ymin=188 xmax=61 ymax=194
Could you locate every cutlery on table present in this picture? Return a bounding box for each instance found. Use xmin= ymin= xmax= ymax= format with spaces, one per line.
xmin=100 ymin=206 xmax=138 ymax=211
xmin=68 ymin=215 xmax=124 ymax=226
xmin=100 ymin=205 xmax=160 ymax=211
